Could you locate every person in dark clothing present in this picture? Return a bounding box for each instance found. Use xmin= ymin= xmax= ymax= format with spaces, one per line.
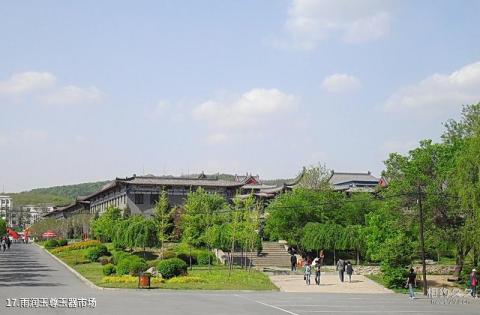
xmin=290 ymin=254 xmax=297 ymax=272
xmin=346 ymin=261 xmax=354 ymax=282
xmin=336 ymin=259 xmax=345 ymax=282
xmin=6 ymin=237 xmax=11 ymax=250
xmin=405 ymin=268 xmax=417 ymax=299
xmin=314 ymin=261 xmax=321 ymax=285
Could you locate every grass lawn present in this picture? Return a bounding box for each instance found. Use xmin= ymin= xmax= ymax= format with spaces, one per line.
xmin=50 ymin=247 xmax=277 ymax=290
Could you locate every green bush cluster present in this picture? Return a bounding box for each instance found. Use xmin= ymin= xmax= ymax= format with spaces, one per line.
xmin=196 ymin=252 xmax=216 ymax=265
xmin=84 ymin=245 xmax=109 ymax=262
xmin=381 ymin=264 xmax=408 ymax=289
xmin=44 ymin=240 xmax=59 ymax=249
xmin=103 ymin=264 xmax=116 ymax=276
xmin=58 ymin=239 xmax=68 ymax=246
xmin=116 ymin=255 xmax=148 ymax=276
xmin=112 ymin=251 xmax=131 ymax=265
xmin=173 ymin=244 xmax=216 ymax=266
xmin=157 ymin=258 xmax=187 ymax=279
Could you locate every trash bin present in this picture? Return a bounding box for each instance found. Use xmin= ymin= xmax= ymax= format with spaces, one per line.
xmin=138 ymin=273 xmax=151 ymax=289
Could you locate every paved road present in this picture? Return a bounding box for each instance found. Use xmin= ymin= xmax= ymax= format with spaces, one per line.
xmin=1 ymin=243 xmax=479 ymax=315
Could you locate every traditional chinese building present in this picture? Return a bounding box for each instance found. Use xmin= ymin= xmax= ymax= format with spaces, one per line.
xmin=328 ymin=171 xmax=381 ymax=193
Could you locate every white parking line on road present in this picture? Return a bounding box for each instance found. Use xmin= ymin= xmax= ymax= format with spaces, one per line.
xmin=235 ymin=294 xmax=300 ymax=315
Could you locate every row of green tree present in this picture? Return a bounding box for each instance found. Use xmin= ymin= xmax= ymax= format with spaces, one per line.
xmin=264 ymin=103 xmax=480 ymax=288
xmin=89 ymin=188 xmax=262 ymax=270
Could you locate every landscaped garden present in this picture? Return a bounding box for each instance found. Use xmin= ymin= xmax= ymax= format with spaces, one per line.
xmin=42 ymin=239 xmax=276 ymax=290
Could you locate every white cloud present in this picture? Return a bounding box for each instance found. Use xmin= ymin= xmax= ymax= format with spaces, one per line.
xmin=283 ymin=0 xmax=391 ymax=49
xmin=40 ymin=85 xmax=104 ymax=105
xmin=0 ymin=72 xmax=56 ymax=97
xmin=193 ymin=88 xmax=297 ymax=129
xmin=0 ymin=71 xmax=105 ymax=106
xmin=192 ymin=88 xmax=297 ymax=143
xmin=385 ymin=61 xmax=480 ymax=114
xmin=322 ymin=73 xmax=361 ymax=93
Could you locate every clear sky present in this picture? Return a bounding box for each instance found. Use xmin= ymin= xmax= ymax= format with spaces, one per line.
xmin=1 ymin=0 xmax=480 ymax=192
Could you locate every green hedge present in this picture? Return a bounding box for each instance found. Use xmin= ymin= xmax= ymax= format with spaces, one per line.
xmin=197 ymin=251 xmax=216 ymax=265
xmin=116 ymin=256 xmax=148 ymax=276
xmin=85 ymin=245 xmax=109 ymax=262
xmin=44 ymin=240 xmax=59 ymax=249
xmin=103 ymin=264 xmax=116 ymax=276
xmin=157 ymin=258 xmax=187 ymax=279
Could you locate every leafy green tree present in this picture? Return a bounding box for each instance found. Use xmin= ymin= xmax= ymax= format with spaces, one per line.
xmin=297 ymin=164 xmax=331 ymax=190
xmin=0 ymin=218 xmax=6 ymax=236
xmin=125 ymin=216 xmax=158 ymax=251
xmin=181 ymin=187 xmax=226 ymax=247
xmin=153 ymin=190 xmax=172 ymax=258
xmin=91 ymin=207 xmax=122 ymax=242
xmin=265 ymin=188 xmax=342 ymax=247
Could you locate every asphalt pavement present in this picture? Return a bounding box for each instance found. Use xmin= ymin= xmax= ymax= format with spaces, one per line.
xmin=1 ymin=243 xmax=478 ymax=315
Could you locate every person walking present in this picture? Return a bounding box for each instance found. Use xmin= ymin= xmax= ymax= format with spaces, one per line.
xmin=290 ymin=254 xmax=297 ymax=272
xmin=346 ymin=261 xmax=354 ymax=283
xmin=304 ymin=262 xmax=312 ymax=285
xmin=6 ymin=237 xmax=11 ymax=250
xmin=470 ymin=269 xmax=478 ymax=298
xmin=314 ymin=260 xmax=321 ymax=285
xmin=336 ymin=258 xmax=345 ymax=282
xmin=1 ymin=237 xmax=6 ymax=252
xmin=405 ymin=268 xmax=417 ymax=299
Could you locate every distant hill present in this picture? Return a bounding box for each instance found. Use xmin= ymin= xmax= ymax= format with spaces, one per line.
xmin=30 ymin=181 xmax=109 ymax=199
xmin=9 ymin=180 xmax=109 ymax=207
xmin=9 ymin=192 xmax=72 ymax=207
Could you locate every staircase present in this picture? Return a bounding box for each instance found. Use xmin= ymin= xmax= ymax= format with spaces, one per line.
xmin=231 ymin=242 xmax=291 ymax=268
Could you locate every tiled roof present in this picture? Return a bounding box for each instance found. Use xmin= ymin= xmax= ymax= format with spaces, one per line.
xmin=328 ymin=172 xmax=379 ymax=186
xmin=118 ymin=175 xmax=246 ymax=188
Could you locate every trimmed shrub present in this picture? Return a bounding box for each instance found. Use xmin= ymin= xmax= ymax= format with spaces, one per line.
xmin=58 ymin=239 xmax=68 ymax=246
xmin=44 ymin=240 xmax=59 ymax=249
xmin=157 ymin=258 xmax=187 ymax=279
xmin=116 ymin=256 xmax=148 ymax=276
xmin=85 ymin=245 xmax=109 ymax=262
xmin=112 ymin=251 xmax=132 ymax=265
xmin=103 ymin=264 xmax=116 ymax=276
xmin=99 ymin=256 xmax=113 ymax=265
xmin=197 ymin=251 xmax=216 ymax=265
xmin=381 ymin=265 xmax=408 ymax=288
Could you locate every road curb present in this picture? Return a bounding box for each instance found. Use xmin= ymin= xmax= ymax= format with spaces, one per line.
xmin=35 ymin=243 xmax=105 ymax=291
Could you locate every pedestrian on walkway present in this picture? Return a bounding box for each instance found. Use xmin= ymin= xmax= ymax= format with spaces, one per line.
xmin=346 ymin=261 xmax=354 ymax=283
xmin=405 ymin=268 xmax=417 ymax=299
xmin=314 ymin=260 xmax=321 ymax=285
xmin=291 ymin=254 xmax=297 ymax=272
xmin=336 ymin=258 xmax=345 ymax=282
xmin=1 ymin=237 xmax=6 ymax=252
xmin=304 ymin=262 xmax=311 ymax=285
xmin=6 ymin=237 xmax=11 ymax=250
xmin=470 ymin=269 xmax=478 ymax=298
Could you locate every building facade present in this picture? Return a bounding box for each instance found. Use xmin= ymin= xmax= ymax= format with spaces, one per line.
xmin=0 ymin=195 xmax=12 ymax=223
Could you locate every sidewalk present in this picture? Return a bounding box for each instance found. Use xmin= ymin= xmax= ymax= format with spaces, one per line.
xmin=269 ymin=272 xmax=393 ymax=293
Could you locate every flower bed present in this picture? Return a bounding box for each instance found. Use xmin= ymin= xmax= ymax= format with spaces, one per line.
xmin=50 ymin=240 xmax=101 ymax=254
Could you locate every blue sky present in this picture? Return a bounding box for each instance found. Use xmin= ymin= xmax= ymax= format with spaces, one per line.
xmin=1 ymin=0 xmax=480 ymax=192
